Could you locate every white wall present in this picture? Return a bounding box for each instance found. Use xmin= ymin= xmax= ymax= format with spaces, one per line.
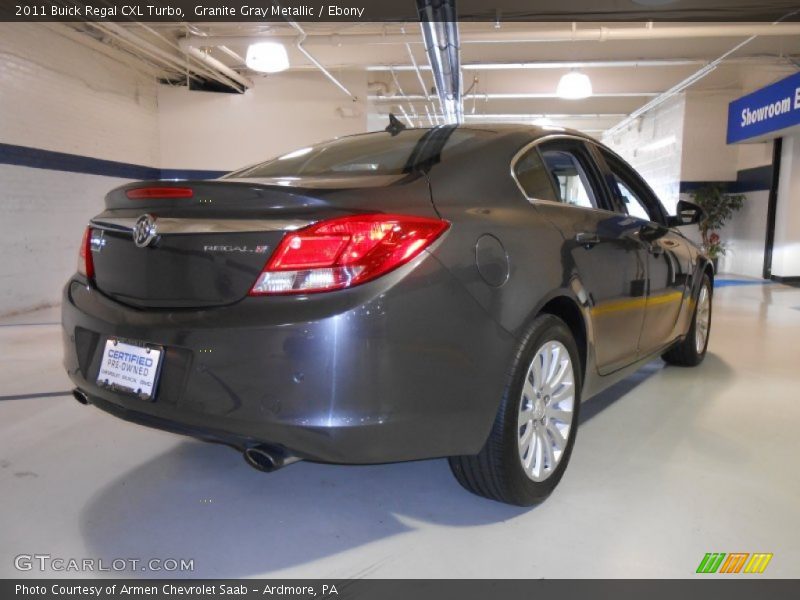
xmin=606 ymin=89 xmax=778 ymax=279
xmin=737 ymin=140 xmax=773 ymax=172
xmin=1 ymin=28 xmax=371 ymax=316
xmin=0 ymin=25 xmax=159 ymax=165
xmin=714 ymin=190 xmax=770 ymax=277
xmin=681 ymin=92 xmax=772 ymax=278
xmin=680 ymin=92 xmax=738 ymax=182
xmin=772 ymin=133 xmax=800 ymax=278
xmin=158 ymin=71 xmax=368 ymax=172
xmin=0 ymin=24 xmax=160 ymax=316
xmin=603 ymin=94 xmax=685 ymax=214
xmin=711 ymin=139 xmax=773 ymax=278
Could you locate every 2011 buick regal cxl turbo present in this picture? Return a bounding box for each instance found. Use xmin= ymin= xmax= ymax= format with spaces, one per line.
xmin=62 ymin=124 xmax=713 ymax=505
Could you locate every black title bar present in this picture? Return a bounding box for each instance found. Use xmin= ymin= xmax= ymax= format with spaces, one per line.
xmin=2 ymin=0 xmax=800 ymax=22
xmin=5 ymin=579 xmax=800 ymax=600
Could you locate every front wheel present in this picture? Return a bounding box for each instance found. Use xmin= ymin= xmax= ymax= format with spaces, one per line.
xmin=662 ymin=274 xmax=712 ymax=367
xmin=449 ymin=314 xmax=582 ymax=506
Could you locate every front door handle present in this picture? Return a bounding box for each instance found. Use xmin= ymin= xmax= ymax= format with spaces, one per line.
xmin=576 ymin=232 xmax=600 ymax=248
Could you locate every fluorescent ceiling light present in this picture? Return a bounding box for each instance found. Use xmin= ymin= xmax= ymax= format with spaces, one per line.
xmin=556 ymin=71 xmax=593 ymax=100
xmin=366 ymin=60 xmax=702 ymax=71
xmin=246 ymin=42 xmax=289 ymax=73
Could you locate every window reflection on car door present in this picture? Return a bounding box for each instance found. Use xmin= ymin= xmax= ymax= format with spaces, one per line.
xmin=521 ymin=140 xmax=648 ymax=374
xmin=596 ymin=148 xmax=693 ymax=356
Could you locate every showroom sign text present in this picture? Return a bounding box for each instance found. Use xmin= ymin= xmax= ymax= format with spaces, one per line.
xmin=728 ymin=71 xmax=800 ymax=143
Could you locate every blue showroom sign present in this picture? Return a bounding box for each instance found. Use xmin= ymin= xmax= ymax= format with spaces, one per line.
xmin=727 ymin=70 xmax=800 ymax=144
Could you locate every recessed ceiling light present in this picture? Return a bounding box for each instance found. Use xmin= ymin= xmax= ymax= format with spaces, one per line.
xmin=246 ymin=42 xmax=289 ymax=73
xmin=556 ymin=71 xmax=593 ymax=100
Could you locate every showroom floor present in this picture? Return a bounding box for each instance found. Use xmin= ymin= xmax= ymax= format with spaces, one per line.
xmin=1 ymin=278 xmax=798 ymax=579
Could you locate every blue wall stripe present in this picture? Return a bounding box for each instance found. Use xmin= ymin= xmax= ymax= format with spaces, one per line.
xmin=0 ymin=143 xmax=226 ymax=180
xmin=680 ymin=164 xmax=773 ymax=194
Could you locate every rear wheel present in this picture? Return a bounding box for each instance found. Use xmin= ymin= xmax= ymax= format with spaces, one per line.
xmin=449 ymin=314 xmax=581 ymax=506
xmin=662 ymin=274 xmax=712 ymax=367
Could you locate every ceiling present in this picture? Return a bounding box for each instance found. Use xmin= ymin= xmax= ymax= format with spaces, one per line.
xmin=57 ymin=20 xmax=800 ymax=136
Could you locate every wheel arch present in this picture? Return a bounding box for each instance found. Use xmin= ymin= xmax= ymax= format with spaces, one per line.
xmin=537 ymin=294 xmax=589 ymax=384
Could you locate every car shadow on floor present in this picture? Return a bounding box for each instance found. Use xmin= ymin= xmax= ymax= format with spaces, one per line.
xmin=78 ymin=355 xmax=728 ymax=578
xmin=78 ymin=442 xmax=529 ymax=578
xmin=579 ymin=360 xmax=663 ymax=424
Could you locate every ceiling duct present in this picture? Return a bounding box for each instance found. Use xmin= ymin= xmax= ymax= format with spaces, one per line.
xmin=417 ymin=0 xmax=463 ymax=124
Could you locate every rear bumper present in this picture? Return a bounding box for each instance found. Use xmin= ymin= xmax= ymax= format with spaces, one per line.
xmin=62 ymin=255 xmax=515 ymax=463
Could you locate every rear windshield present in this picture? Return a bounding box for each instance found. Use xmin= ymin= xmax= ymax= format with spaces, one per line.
xmin=226 ymin=128 xmax=485 ymax=178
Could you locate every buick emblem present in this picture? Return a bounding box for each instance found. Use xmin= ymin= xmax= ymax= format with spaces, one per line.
xmin=133 ymin=214 xmax=157 ymax=248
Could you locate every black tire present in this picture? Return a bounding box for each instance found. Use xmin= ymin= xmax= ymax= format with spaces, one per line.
xmin=448 ymin=314 xmax=582 ymax=506
xmin=662 ymin=274 xmax=713 ymax=367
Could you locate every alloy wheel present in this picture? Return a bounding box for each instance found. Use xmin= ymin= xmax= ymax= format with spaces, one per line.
xmin=517 ymin=340 xmax=576 ymax=482
xmin=695 ymin=284 xmax=711 ymax=354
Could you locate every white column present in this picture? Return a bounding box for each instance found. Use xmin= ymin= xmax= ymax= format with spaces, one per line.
xmin=771 ymin=133 xmax=800 ymax=278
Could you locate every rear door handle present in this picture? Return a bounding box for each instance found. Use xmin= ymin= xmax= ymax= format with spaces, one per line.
xmin=576 ymin=232 xmax=600 ymax=248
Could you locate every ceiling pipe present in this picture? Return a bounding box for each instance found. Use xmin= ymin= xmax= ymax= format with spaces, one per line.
xmin=156 ymin=25 xmax=250 ymax=90
xmin=286 ymin=21 xmax=358 ymax=102
xmin=417 ymin=0 xmax=463 ymax=124
xmin=368 ymin=81 xmax=393 ymax=96
xmin=370 ymin=91 xmax=660 ymax=101
xmin=178 ymin=23 xmax=800 ymax=48
xmin=217 ymin=45 xmax=246 ymax=65
xmin=182 ymin=46 xmax=254 ymax=91
xmin=44 ymin=23 xmax=164 ymax=78
xmin=99 ymin=18 xmax=252 ymax=91
xmin=175 ymin=37 xmax=253 ymax=90
xmin=397 ymin=105 xmax=416 ymax=128
xmin=605 ymin=9 xmax=800 ymax=136
xmin=368 ymin=59 xmax=709 ymax=71
xmin=92 ymin=22 xmax=246 ymax=91
xmin=605 ymin=35 xmax=759 ymax=136
xmin=184 ymin=24 xmax=247 ymax=69
xmin=389 ymin=66 xmax=422 ymax=126
xmin=405 ymin=40 xmax=430 ymax=100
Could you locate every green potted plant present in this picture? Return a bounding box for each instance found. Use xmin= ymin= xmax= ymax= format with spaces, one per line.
xmin=689 ymin=184 xmax=745 ymax=270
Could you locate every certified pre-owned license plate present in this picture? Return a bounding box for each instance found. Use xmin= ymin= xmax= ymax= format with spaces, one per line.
xmin=96 ymin=339 xmax=163 ymax=400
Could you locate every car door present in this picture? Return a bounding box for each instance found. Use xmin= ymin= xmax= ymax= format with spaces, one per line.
xmin=522 ymin=138 xmax=649 ymax=374
xmin=595 ymin=146 xmax=693 ymax=356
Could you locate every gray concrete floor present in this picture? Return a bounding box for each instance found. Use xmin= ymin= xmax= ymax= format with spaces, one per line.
xmin=1 ymin=279 xmax=798 ymax=579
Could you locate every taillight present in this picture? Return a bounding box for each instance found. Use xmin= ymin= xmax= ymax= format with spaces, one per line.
xmin=126 ymin=187 xmax=194 ymax=199
xmin=249 ymin=214 xmax=449 ymax=295
xmin=77 ymin=227 xmax=94 ymax=279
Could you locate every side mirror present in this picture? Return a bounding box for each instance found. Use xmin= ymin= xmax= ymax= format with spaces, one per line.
xmin=667 ymin=199 xmax=704 ymax=227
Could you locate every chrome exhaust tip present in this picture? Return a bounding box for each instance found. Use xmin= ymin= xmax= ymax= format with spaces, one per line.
xmin=72 ymin=388 xmax=89 ymax=405
xmin=243 ymin=444 xmax=300 ymax=473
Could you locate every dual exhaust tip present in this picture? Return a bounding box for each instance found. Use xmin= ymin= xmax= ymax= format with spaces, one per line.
xmin=73 ymin=388 xmax=299 ymax=474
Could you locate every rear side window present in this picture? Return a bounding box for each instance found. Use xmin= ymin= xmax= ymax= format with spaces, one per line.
xmin=599 ymin=148 xmax=665 ymax=224
xmin=540 ymin=149 xmax=599 ymax=209
xmin=226 ymin=128 xmax=485 ymax=178
xmin=613 ymin=175 xmax=651 ymax=221
xmin=513 ymin=148 xmax=558 ymax=202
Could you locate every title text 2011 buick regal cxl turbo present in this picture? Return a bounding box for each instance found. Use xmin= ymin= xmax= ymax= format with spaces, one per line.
xmin=62 ymin=124 xmax=712 ymax=505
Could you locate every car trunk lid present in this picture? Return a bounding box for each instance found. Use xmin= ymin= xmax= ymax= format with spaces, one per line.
xmin=88 ymin=177 xmax=434 ymax=308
